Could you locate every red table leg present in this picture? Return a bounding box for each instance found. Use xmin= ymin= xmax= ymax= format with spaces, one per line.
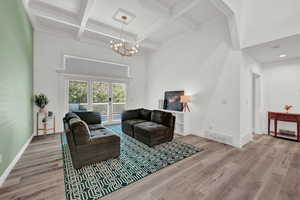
xmin=268 ymin=119 xmax=270 ymax=136
xmin=275 ymin=120 xmax=278 ymax=137
xmin=297 ymin=122 xmax=300 ymax=142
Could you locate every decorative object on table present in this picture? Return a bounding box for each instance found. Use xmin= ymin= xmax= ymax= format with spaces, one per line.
xmin=61 ymin=124 xmax=202 ymax=200
xmin=180 ymin=95 xmax=191 ymax=112
xmin=284 ymin=105 xmax=293 ymax=113
xmin=36 ymin=112 xmax=56 ymax=136
xmin=163 ymin=91 xmax=184 ymax=111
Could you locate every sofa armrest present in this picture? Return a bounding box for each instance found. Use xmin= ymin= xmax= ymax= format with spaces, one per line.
xmin=121 ymin=109 xmax=141 ymax=121
xmin=69 ymin=118 xmax=90 ymax=145
xmin=151 ymin=110 xmax=174 ymax=128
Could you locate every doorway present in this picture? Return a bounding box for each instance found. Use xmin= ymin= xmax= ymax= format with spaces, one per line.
xmin=252 ymin=73 xmax=262 ymax=134
xmin=67 ymin=79 xmax=127 ymax=124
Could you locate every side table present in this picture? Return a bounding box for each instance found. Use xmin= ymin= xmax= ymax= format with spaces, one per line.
xmin=36 ymin=112 xmax=56 ymax=136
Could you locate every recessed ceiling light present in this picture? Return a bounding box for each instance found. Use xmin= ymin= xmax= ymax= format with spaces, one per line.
xmin=279 ymin=54 xmax=287 ymax=58
xmin=272 ymin=45 xmax=280 ymax=49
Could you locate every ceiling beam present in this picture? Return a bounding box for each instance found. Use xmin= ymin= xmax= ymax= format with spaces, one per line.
xmin=26 ymin=0 xmax=160 ymax=50
xmin=137 ymin=0 xmax=202 ymax=42
xmin=139 ymin=0 xmax=170 ymax=16
xmin=210 ymin=0 xmax=240 ymax=49
xmin=139 ymin=0 xmax=200 ymax=29
xmin=171 ymin=0 xmax=201 ymax=19
xmin=77 ymin=0 xmax=96 ymax=39
xmin=32 ymin=12 xmax=80 ymax=28
xmin=29 ymin=0 xmax=79 ymax=25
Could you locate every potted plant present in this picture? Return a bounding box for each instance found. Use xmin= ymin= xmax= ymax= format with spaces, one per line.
xmin=34 ymin=93 xmax=49 ymax=112
xmin=34 ymin=93 xmax=50 ymax=124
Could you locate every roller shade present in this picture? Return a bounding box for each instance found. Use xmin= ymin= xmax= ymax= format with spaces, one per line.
xmin=64 ymin=56 xmax=129 ymax=78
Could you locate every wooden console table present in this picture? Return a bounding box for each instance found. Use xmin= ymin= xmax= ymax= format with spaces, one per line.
xmin=268 ymin=112 xmax=300 ymax=141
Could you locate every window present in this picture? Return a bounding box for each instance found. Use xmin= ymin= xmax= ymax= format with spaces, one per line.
xmin=67 ymin=79 xmax=127 ymax=123
xmin=112 ymin=83 xmax=126 ymax=121
xmin=92 ymin=81 xmax=109 ymax=121
xmin=68 ymin=80 xmax=88 ymax=111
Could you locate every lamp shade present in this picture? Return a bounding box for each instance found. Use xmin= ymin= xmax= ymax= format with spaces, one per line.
xmin=180 ymin=95 xmax=191 ymax=103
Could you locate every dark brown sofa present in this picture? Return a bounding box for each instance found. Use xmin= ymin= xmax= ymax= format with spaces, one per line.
xmin=63 ymin=112 xmax=120 ymax=169
xmin=121 ymin=109 xmax=175 ymax=146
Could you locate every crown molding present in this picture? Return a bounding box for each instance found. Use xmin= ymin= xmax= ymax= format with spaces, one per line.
xmin=137 ymin=0 xmax=203 ymax=43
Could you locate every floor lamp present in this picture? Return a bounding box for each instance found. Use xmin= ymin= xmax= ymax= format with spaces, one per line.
xmin=181 ymin=95 xmax=191 ymax=112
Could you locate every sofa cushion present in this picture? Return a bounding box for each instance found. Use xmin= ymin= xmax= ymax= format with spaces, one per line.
xmin=121 ymin=109 xmax=141 ymax=121
xmin=133 ymin=122 xmax=170 ymax=147
xmin=122 ymin=119 xmax=147 ymax=137
xmin=124 ymin=119 xmax=147 ymax=126
xmin=88 ymin=124 xmax=105 ymax=131
xmin=134 ymin=121 xmax=168 ymax=136
xmin=151 ymin=110 xmax=173 ymax=127
xmin=74 ymin=111 xmax=101 ymax=125
xmin=139 ymin=109 xmax=152 ymax=121
xmin=90 ymin=129 xmax=120 ymax=144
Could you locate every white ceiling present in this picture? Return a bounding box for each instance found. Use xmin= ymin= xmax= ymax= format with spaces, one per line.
xmin=37 ymin=0 xmax=82 ymax=14
xmin=184 ymin=0 xmax=222 ymax=24
xmin=90 ymin=0 xmax=164 ymax=35
xmin=26 ymin=0 xmax=224 ymax=50
xmin=244 ymin=34 xmax=300 ymax=64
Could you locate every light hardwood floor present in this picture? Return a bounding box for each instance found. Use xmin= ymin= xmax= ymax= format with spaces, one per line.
xmin=0 ymin=133 xmax=299 ymax=200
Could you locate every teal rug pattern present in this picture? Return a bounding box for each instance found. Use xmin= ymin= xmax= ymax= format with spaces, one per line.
xmin=61 ymin=125 xmax=203 ymax=200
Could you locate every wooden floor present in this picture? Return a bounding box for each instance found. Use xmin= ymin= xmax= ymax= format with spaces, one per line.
xmin=0 ymin=134 xmax=300 ymax=200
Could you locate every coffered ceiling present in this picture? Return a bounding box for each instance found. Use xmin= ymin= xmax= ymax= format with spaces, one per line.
xmin=25 ymin=0 xmax=224 ymax=50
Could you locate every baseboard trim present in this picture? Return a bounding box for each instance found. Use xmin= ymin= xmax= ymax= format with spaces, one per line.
xmin=0 ymin=133 xmax=34 ymax=187
xmin=203 ymin=130 xmax=238 ymax=148
xmin=240 ymin=133 xmax=253 ymax=148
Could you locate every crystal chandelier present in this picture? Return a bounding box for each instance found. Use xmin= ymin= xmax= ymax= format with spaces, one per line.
xmin=110 ymin=16 xmax=140 ymax=57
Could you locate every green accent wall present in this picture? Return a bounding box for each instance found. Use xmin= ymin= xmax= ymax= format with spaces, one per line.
xmin=0 ymin=0 xmax=33 ymax=177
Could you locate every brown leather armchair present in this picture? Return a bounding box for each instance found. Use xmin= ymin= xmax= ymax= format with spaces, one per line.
xmin=63 ymin=112 xmax=120 ymax=169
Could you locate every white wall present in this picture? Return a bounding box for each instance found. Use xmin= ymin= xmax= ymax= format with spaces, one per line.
xmin=33 ymin=31 xmax=148 ymax=133
xmin=263 ymin=58 xmax=300 ymax=133
xmin=145 ymin=17 xmax=244 ymax=147
xmin=241 ymin=0 xmax=300 ymax=48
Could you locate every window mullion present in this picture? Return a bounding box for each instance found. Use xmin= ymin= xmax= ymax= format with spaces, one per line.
xmin=88 ymin=80 xmax=93 ymax=110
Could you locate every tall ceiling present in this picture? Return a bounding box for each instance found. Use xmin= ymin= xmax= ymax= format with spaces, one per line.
xmin=25 ymin=0 xmax=224 ymax=50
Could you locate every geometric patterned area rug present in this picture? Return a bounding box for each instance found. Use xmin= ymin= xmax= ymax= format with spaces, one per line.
xmin=61 ymin=125 xmax=203 ymax=200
